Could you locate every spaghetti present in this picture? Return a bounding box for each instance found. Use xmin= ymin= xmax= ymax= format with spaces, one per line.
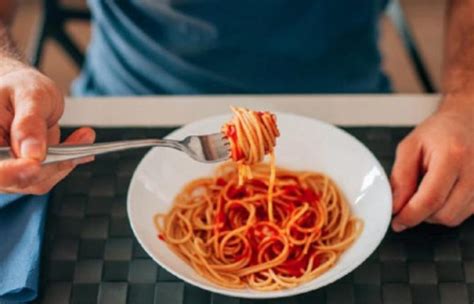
xmin=155 ymin=108 xmax=362 ymax=290
xmin=221 ymin=106 xmax=279 ymax=185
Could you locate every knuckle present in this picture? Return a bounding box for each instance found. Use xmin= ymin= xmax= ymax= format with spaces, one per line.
xmin=415 ymin=187 xmax=443 ymax=207
xmin=17 ymin=77 xmax=62 ymax=106
xmin=16 ymin=113 xmax=44 ymax=124
xmin=396 ymin=141 xmax=408 ymax=156
xmin=5 ymin=68 xmax=63 ymax=123
xmin=42 ymin=79 xmax=63 ymax=107
xmin=396 ymin=136 xmax=417 ymax=156
xmin=423 ymin=193 xmax=444 ymax=209
xmin=390 ymin=168 xmax=403 ymax=183
xmin=447 ymin=140 xmax=467 ymax=161
xmin=18 ymin=85 xmax=49 ymax=102
xmin=37 ymin=73 xmax=62 ymax=98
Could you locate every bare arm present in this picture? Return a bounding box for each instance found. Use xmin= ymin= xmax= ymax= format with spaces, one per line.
xmin=441 ymin=0 xmax=474 ymax=111
xmin=0 ymin=0 xmax=26 ymax=74
xmin=0 ymin=0 xmax=16 ymax=25
xmin=391 ymin=0 xmax=474 ymax=231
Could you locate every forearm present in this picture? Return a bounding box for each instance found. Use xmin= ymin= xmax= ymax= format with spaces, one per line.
xmin=0 ymin=0 xmax=16 ymax=26
xmin=441 ymin=0 xmax=474 ymax=111
xmin=0 ymin=0 xmax=26 ymax=76
xmin=0 ymin=20 xmax=27 ymax=75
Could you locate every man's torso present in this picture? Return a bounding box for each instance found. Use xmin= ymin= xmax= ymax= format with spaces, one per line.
xmin=73 ymin=0 xmax=390 ymax=95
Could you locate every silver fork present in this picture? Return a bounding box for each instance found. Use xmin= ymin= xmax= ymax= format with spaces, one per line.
xmin=0 ymin=133 xmax=230 ymax=164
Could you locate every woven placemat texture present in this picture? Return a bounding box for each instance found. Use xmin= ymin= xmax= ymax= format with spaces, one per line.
xmin=32 ymin=127 xmax=474 ymax=304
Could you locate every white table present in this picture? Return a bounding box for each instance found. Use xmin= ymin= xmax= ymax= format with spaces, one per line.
xmin=60 ymin=94 xmax=440 ymax=127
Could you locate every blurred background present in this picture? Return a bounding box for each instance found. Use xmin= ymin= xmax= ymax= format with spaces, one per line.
xmin=11 ymin=0 xmax=445 ymax=95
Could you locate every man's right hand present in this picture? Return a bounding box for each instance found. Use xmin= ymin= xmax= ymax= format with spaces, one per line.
xmin=0 ymin=64 xmax=95 ymax=195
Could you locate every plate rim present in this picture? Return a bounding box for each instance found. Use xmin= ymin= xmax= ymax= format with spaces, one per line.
xmin=127 ymin=111 xmax=392 ymax=299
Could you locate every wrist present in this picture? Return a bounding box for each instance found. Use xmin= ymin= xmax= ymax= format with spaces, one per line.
xmin=438 ymin=92 xmax=474 ymax=118
xmin=0 ymin=56 xmax=29 ymax=77
xmin=442 ymin=66 xmax=474 ymax=95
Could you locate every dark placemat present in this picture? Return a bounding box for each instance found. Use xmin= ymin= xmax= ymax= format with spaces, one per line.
xmin=33 ymin=127 xmax=474 ymax=304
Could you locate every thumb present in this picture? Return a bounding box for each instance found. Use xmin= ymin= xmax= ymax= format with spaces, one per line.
xmin=11 ymin=113 xmax=47 ymax=161
xmin=391 ymin=137 xmax=422 ymax=214
xmin=10 ymin=99 xmax=51 ymax=161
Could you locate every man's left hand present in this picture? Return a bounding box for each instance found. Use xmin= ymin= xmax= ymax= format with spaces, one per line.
xmin=391 ymin=94 xmax=474 ymax=231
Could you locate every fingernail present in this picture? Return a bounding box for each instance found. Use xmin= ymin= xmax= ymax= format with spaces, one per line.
xmin=392 ymin=222 xmax=407 ymax=232
xmin=19 ymin=165 xmax=40 ymax=181
xmin=20 ymin=138 xmax=44 ymax=160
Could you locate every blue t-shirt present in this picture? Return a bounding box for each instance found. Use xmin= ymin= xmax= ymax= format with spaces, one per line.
xmin=73 ymin=0 xmax=390 ymax=96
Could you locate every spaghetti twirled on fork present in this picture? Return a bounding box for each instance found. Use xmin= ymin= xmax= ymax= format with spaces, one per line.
xmin=154 ymin=107 xmax=362 ymax=290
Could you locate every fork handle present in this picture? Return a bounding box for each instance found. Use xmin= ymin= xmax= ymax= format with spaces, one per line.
xmin=0 ymin=139 xmax=181 ymax=164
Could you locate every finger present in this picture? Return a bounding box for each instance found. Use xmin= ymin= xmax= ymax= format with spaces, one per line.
xmin=428 ymin=177 xmax=474 ymax=226
xmin=0 ymin=158 xmax=41 ymax=189
xmin=17 ymin=128 xmax=96 ymax=194
xmin=63 ymin=127 xmax=96 ymax=144
xmin=391 ymin=137 xmax=422 ymax=214
xmin=32 ymin=127 xmax=96 ymax=184
xmin=10 ymin=100 xmax=49 ymax=161
xmin=392 ymin=152 xmax=459 ymax=232
xmin=21 ymin=156 xmax=95 ymax=195
xmin=0 ymin=107 xmax=12 ymax=146
xmin=0 ymin=127 xmax=8 ymax=146
xmin=60 ymin=127 xmax=95 ymax=166
xmin=47 ymin=124 xmax=61 ymax=145
xmin=9 ymin=81 xmax=64 ymax=161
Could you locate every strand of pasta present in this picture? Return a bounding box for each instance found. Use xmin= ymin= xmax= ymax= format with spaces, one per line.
xmin=155 ymin=162 xmax=362 ymax=290
xmin=155 ymin=107 xmax=361 ymax=290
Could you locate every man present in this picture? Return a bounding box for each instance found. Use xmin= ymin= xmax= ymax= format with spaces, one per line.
xmin=0 ymin=0 xmax=472 ymax=232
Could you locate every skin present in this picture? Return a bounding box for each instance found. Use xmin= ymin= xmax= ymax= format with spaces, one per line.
xmin=0 ymin=1 xmax=95 ymax=195
xmin=391 ymin=0 xmax=474 ymax=231
xmin=0 ymin=1 xmax=472 ymax=228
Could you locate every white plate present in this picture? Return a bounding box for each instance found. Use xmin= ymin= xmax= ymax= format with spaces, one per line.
xmin=127 ymin=112 xmax=392 ymax=299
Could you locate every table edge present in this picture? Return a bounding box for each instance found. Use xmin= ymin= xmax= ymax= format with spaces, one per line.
xmin=60 ymin=94 xmax=440 ymax=127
